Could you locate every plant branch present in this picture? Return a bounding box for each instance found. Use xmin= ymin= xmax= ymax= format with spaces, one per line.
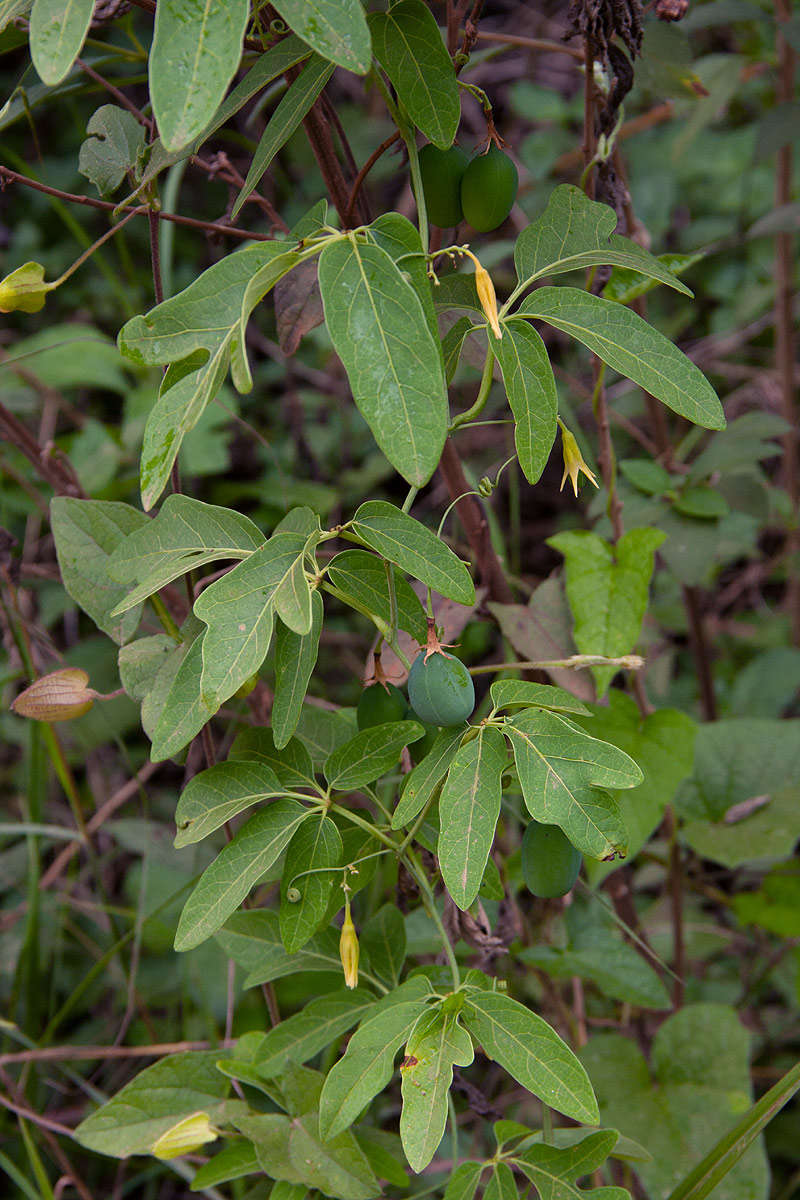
xmin=438 ymin=438 xmax=514 ymax=603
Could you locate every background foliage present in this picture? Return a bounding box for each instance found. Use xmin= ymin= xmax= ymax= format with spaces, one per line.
xmin=0 ymin=1 xmax=799 ymax=1199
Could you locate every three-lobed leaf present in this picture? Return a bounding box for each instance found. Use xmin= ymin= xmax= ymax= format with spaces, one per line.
xmin=400 ymin=1009 xmax=474 ymax=1172
xmin=325 ymin=721 xmax=424 ymax=791
xmin=173 ymin=760 xmax=287 ymax=848
xmin=174 ymin=800 xmax=309 ymax=951
xmin=548 ymin=527 xmax=665 ymax=697
xmin=254 ymin=989 xmax=375 ymax=1079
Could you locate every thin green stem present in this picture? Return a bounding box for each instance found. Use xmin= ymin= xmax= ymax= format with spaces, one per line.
xmin=450 ymin=345 xmax=495 ymax=432
xmin=328 ymin=804 xmax=400 ymax=853
xmin=405 ymin=850 xmax=460 ymax=989
xmin=148 ymin=593 xmax=182 ymax=640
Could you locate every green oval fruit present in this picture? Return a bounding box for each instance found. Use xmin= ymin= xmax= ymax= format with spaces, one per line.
xmin=407 ymin=651 xmax=475 ymax=727
xmin=418 ymin=143 xmax=469 ymax=228
xmin=357 ymin=682 xmax=407 ymax=730
xmin=460 ymin=145 xmax=519 ymax=233
xmin=521 ymin=821 xmax=582 ymax=899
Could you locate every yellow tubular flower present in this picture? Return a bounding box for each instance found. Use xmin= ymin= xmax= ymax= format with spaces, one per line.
xmin=558 ymin=422 xmax=599 ymax=498
xmin=474 ymin=263 xmax=502 ymax=340
xmin=339 ymin=896 xmax=359 ymax=989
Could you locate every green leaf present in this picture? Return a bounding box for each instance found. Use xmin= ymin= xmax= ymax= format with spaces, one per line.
xmin=514 ymin=185 xmax=692 ymax=296
xmin=288 ymin=1114 xmax=380 ymax=1200
xmin=295 ymin=705 xmax=358 ymax=768
xmin=361 ymin=904 xmax=406 ymax=988
xmin=108 ymin=495 xmax=263 ymax=615
xmin=280 ymin=814 xmax=342 ymax=952
xmin=438 ymin=727 xmax=507 ymax=910
xmin=619 ymin=458 xmax=673 ymax=495
xmin=230 ymin=727 xmax=318 ymax=792
xmin=319 ymin=983 xmax=433 ymax=1140
xmin=444 ymin=1162 xmax=484 ymax=1200
xmin=666 ymin=1058 xmax=800 ymax=1200
xmin=368 ymin=0 xmax=460 ymax=149
xmin=603 ymin=251 xmax=704 ymax=305
xmin=119 ymin=243 xmax=303 ymax=509
xmin=443 ymin=317 xmax=475 ymax=384
xmin=0 ymin=0 xmax=31 ymax=37
xmin=677 ymin=719 xmax=800 ymax=868
xmin=118 ymin=635 xmax=176 ymax=704
xmin=173 ymin=760 xmax=286 ymax=848
xmin=78 ymin=104 xmax=146 ymax=196
xmin=216 ymin=910 xmax=343 ymax=987
xmin=489 ymin=680 xmax=592 ymax=717
xmin=273 ymin=591 xmax=324 ymax=749
xmin=232 ymin=1112 xmax=304 ymax=1182
xmin=518 ymin=287 xmax=725 ymax=431
xmin=400 ymin=1010 xmax=474 ymax=1172
xmin=194 ymin=528 xmax=311 ymax=704
xmin=327 ymin=550 xmax=428 ymax=644
xmin=318 ymin=239 xmax=448 ymax=487
xmin=174 ymin=800 xmax=309 ymax=951
xmin=73 ymin=1051 xmax=231 ymax=1157
xmin=514 ymin=1129 xmax=628 ymax=1199
xmin=520 ymin=896 xmax=670 ymax=1009
xmin=483 ymin=1163 xmax=518 ymax=1200
xmin=570 ymin=693 xmax=696 ymax=884
xmin=495 ymin=320 xmax=558 ymax=485
xmin=547 ymin=527 xmax=665 ymax=697
xmin=505 ymin=709 xmax=640 ymax=859
xmin=231 ymin=56 xmax=335 ymax=218
xmin=190 ymin=1139 xmax=260 ymax=1189
xmin=50 ymin=499 xmax=148 ymax=645
xmin=122 ymin=35 xmax=312 ymax=201
xmin=254 ymin=989 xmax=376 ymax=1078
xmin=392 ymin=726 xmax=465 ymax=829
xmin=150 ymin=0 xmax=249 ymax=151
xmin=149 ymin=630 xmax=219 ymax=762
xmin=580 ymin=1004 xmax=769 ymax=1200
xmin=673 ymin=485 xmax=729 ymax=520
xmin=30 ymin=0 xmax=94 ymax=85
xmin=325 ymin=721 xmax=424 ymax=791
xmin=369 ymin=214 xmax=442 ymax=355
xmin=462 ymin=991 xmax=599 ymax=1125
xmin=350 ymin=501 xmax=474 ymax=606
xmin=271 ymin=0 xmax=370 ymax=72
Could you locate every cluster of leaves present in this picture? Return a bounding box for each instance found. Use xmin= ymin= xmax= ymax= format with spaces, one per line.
xmin=1 ymin=2 xmax=799 ymax=1200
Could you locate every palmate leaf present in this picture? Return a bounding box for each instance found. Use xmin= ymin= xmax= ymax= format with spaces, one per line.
xmin=438 ymin=727 xmax=507 ymax=910
xmin=548 ymin=527 xmax=665 ymax=697
xmin=279 ymin=814 xmax=342 ymax=952
xmin=505 ymin=709 xmax=640 ymax=859
xmin=324 ymin=721 xmax=424 ymax=791
xmin=318 ymin=239 xmax=448 ymax=487
xmin=400 ymin=1009 xmax=474 ymax=1172
xmin=108 ymin=495 xmax=263 ymax=615
xmin=518 ymin=288 xmax=725 ymax=431
xmin=462 ymin=992 xmax=599 ymax=1125
xmin=319 ymin=979 xmax=434 ymax=1140
xmin=193 ymin=515 xmax=317 ymax=705
xmin=253 ymin=989 xmax=376 ymax=1079
xmin=513 ymin=1129 xmax=629 ymax=1199
xmin=350 ymin=501 xmax=475 ymax=606
xmin=514 ymin=185 xmax=693 ymax=296
xmin=173 ymin=760 xmax=287 ymax=848
xmin=118 ymin=244 xmax=308 ymax=509
xmin=174 ymin=800 xmax=310 ymax=951
xmin=73 ymin=1051 xmax=233 ymax=1158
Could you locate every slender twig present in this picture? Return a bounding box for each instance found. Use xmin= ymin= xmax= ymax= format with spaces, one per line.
xmin=438 ymin=438 xmax=514 ymax=603
xmin=0 ymin=1040 xmax=225 ymax=1067
xmin=0 ymin=167 xmax=272 ymax=241
xmin=344 ymin=130 xmax=402 ymax=227
xmin=664 ymin=806 xmax=685 ymax=1009
xmin=682 ymin=585 xmax=717 ymax=721
xmin=75 ymin=58 xmax=153 ymax=130
xmin=474 ymin=30 xmax=584 ymax=60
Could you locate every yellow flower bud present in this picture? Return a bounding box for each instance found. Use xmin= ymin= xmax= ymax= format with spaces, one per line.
xmin=558 ymin=423 xmax=599 ymax=498
xmin=474 ymin=262 xmax=502 ymax=340
xmin=0 ymin=262 xmax=54 ymax=314
xmin=150 ymin=1112 xmax=218 ymax=1160
xmin=339 ymin=898 xmax=359 ymax=989
xmin=11 ymin=669 xmax=96 ymax=722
